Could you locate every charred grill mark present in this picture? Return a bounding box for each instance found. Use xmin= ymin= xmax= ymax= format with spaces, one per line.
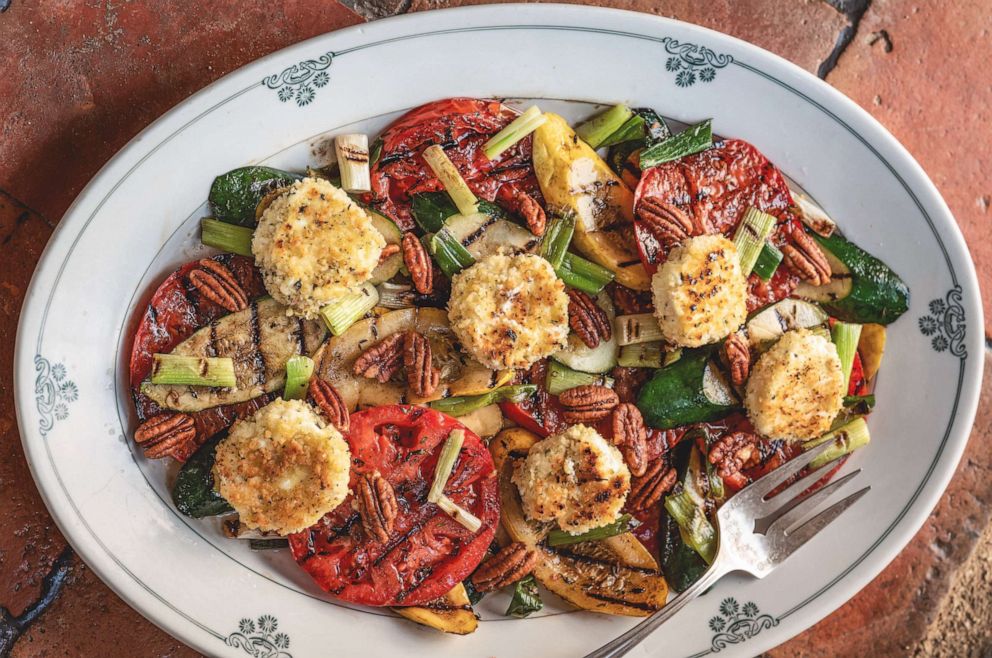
xmin=248 ymin=301 xmax=266 ymax=385
xmin=544 ymin=546 xmax=657 ymax=575
xmin=395 ymin=566 xmax=435 ymax=603
xmin=372 ymin=523 xmax=423 ymax=567
xmin=617 ymin=258 xmax=642 ymax=267
xmin=294 ymin=316 xmax=306 ymax=355
xmin=462 ymin=215 xmax=499 ymax=247
xmin=507 ymin=449 xmax=530 ymax=460
xmin=422 ymin=600 xmax=473 ymax=612
xmin=583 ymin=591 xmax=660 ymax=612
xmin=208 ymin=321 xmax=220 ymax=358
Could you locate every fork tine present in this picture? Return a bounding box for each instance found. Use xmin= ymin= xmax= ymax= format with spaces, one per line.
xmin=777 ymin=486 xmax=871 ymax=557
xmin=765 ymin=469 xmax=861 ymax=536
xmin=739 ymin=439 xmax=838 ymax=503
xmin=760 ymin=453 xmax=849 ymax=510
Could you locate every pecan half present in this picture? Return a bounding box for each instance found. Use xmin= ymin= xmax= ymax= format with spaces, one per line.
xmin=611 ymin=285 xmax=654 ymax=315
xmin=403 ymin=331 xmax=440 ymax=397
xmin=353 ymin=333 xmax=405 ymax=383
xmin=134 ymin=413 xmax=196 ymax=460
xmin=401 ymin=233 xmax=434 ymax=294
xmin=497 ymin=185 xmax=546 ymax=236
xmin=567 ymin=289 xmax=612 ymax=349
xmin=188 ymin=259 xmax=248 ymax=312
xmin=559 ymin=385 xmax=619 ymax=424
xmin=636 ymin=197 xmax=695 ymax=248
xmin=626 ymin=457 xmax=677 ymax=512
xmin=721 ymin=332 xmax=751 ymax=387
xmin=356 ymin=472 xmax=398 ymax=544
xmin=612 ymin=403 xmax=648 ymax=477
xmin=781 ymin=224 xmax=831 ymax=286
xmin=611 ymin=366 xmax=651 ymax=404
xmin=308 ymin=377 xmax=349 ymax=432
xmin=378 ymin=243 xmax=400 ymax=264
xmin=708 ymin=432 xmax=762 ymax=479
xmin=471 ymin=542 xmax=538 ymax=592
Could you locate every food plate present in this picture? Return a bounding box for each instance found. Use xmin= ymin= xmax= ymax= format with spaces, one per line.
xmin=14 ymin=5 xmax=982 ymax=656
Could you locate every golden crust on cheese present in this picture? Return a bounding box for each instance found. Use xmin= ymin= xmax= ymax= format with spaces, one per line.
xmin=512 ymin=424 xmax=630 ymax=535
xmin=213 ymin=398 xmax=351 ymax=535
xmin=252 ymin=177 xmax=384 ymax=319
xmin=447 ymin=252 xmax=569 ymax=370
xmin=745 ymin=328 xmax=846 ymax=441
xmin=651 ymin=234 xmax=748 ymax=348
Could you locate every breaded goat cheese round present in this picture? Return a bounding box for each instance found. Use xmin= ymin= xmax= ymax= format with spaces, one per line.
xmin=213 ymin=398 xmax=351 ymax=535
xmin=447 ymin=252 xmax=569 ymax=370
xmin=252 ymin=177 xmax=385 ymax=319
xmin=745 ymin=328 xmax=846 ymax=441
xmin=512 ymin=424 xmax=630 ymax=535
xmin=651 ymin=234 xmax=748 ymax=348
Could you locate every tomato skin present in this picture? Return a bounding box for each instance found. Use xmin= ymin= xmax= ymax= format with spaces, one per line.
xmin=128 ymin=254 xmax=269 ymax=461
xmin=367 ymin=97 xmax=541 ymax=231
xmin=632 ymin=139 xmax=800 ymax=310
xmin=289 ymin=405 xmax=499 ymax=607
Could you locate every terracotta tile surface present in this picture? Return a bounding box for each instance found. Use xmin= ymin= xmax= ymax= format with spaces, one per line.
xmin=407 ymin=0 xmax=849 ymax=74
xmin=825 ymin=0 xmax=992 ymax=336
xmin=0 ymin=1 xmax=988 ymax=656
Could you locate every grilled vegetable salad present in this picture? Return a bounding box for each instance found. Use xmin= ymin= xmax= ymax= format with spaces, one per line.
xmin=128 ymin=98 xmax=908 ymax=632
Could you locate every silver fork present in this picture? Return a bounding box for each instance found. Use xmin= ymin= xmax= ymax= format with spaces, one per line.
xmin=585 ymin=439 xmax=870 ymax=658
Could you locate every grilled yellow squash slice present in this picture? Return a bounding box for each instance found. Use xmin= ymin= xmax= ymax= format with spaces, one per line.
xmin=490 ymin=428 xmax=669 ymax=616
xmin=393 ymin=583 xmax=478 ymax=635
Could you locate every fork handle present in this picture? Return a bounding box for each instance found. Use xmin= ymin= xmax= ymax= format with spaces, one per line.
xmin=583 ymin=557 xmax=733 ymax=658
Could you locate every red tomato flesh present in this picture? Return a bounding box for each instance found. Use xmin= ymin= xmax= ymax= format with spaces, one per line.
xmin=366 ymin=97 xmax=542 ymax=231
xmin=633 ymin=139 xmax=800 ymax=311
xmin=128 ymin=254 xmax=269 ymax=461
xmin=289 ymin=405 xmax=499 ymax=607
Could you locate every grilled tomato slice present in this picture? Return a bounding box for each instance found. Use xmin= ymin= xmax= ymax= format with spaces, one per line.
xmin=633 ymin=139 xmax=801 ymax=310
xmin=366 ymin=97 xmax=541 ymax=231
xmin=288 ymin=405 xmax=499 ymax=607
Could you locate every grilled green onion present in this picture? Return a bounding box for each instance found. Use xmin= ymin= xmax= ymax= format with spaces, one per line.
xmin=376 ymin=282 xmax=417 ymax=309
xmin=249 ymin=538 xmax=289 ymax=551
xmin=427 ymin=229 xmax=476 ymax=278
xmin=664 ymin=447 xmax=716 ymax=563
xmin=539 ymin=213 xmax=576 ymax=270
xmin=732 ymin=208 xmax=777 ymax=276
xmin=334 ymin=133 xmax=372 ymax=193
xmin=576 ymin=104 xmax=634 ymax=149
xmin=201 ymin=218 xmax=254 ymax=257
xmin=428 ymin=429 xmax=465 ymax=503
xmin=429 ymin=385 xmax=537 ymax=417
xmin=422 ymin=144 xmax=479 ymax=216
xmin=319 ymin=282 xmax=379 ymax=336
xmin=803 ymin=417 xmax=870 ymax=470
xmin=484 ymin=106 xmax=546 ymax=160
xmin=282 ymin=355 xmax=314 ymax=401
xmin=546 ymin=360 xmax=614 ymax=395
xmin=615 ymin=313 xmax=664 ymax=346
xmin=436 ymin=494 xmax=482 ymax=533
xmin=598 ymin=114 xmax=646 ymax=149
xmin=151 ymin=354 xmax=237 ymax=388
xmin=617 ymin=341 xmax=666 ymax=368
xmin=793 ymin=191 xmax=837 ymax=237
xmin=546 ymin=514 xmax=634 ymax=547
xmin=556 ymin=253 xmax=615 ymax=294
xmin=831 ymin=321 xmax=863 ymax=385
xmin=753 ymin=242 xmax=784 ymax=281
xmin=505 ymin=574 xmax=542 ymax=618
xmin=639 ymin=119 xmax=713 ymax=170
